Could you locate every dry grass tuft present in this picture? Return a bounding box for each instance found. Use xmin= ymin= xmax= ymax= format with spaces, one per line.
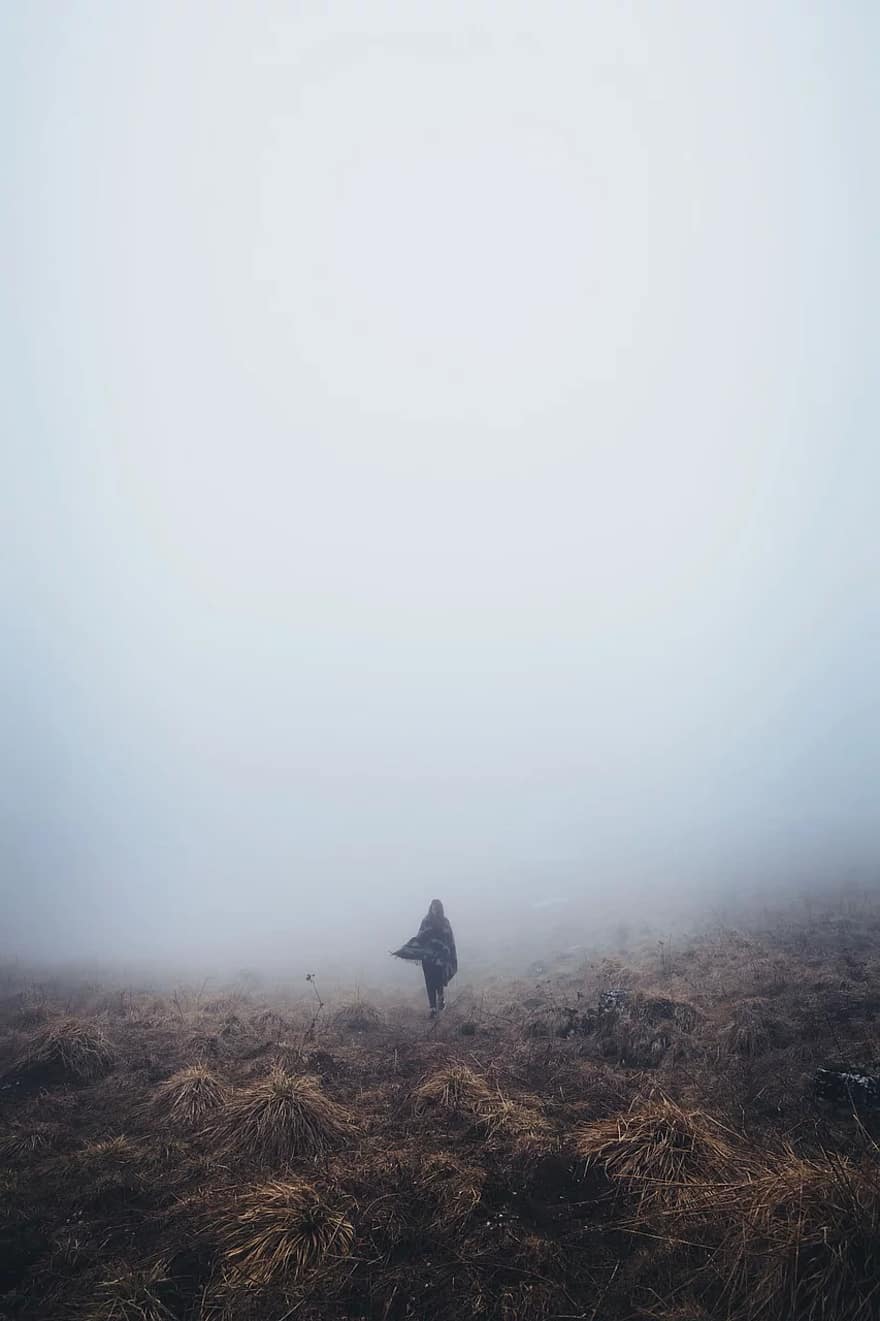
xmin=331 ymin=999 xmax=384 ymax=1032
xmin=85 ymin=1261 xmax=176 ymax=1321
xmin=711 ymin=1147 xmax=880 ymax=1321
xmin=412 ymin=1062 xmax=494 ymax=1116
xmin=412 ymin=1063 xmax=550 ymax=1150
xmin=6 ymin=1017 xmax=114 ymax=1084
xmin=213 ymin=1178 xmax=353 ymax=1286
xmin=151 ymin=1063 xmax=227 ymax=1128
xmin=576 ymin=1095 xmax=740 ymax=1213
xmin=0 ymin=1121 xmax=61 ymax=1161
xmin=411 ymin=1064 xmax=503 ymax=1127
xmin=720 ymin=999 xmax=781 ymax=1058
xmin=414 ymin=1151 xmax=485 ymax=1228
xmin=207 ymin=1066 xmax=355 ymax=1166
xmin=72 ymin=1136 xmax=140 ymax=1174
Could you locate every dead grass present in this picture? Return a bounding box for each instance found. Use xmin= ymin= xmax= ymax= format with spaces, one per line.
xmin=206 ymin=1066 xmax=355 ymax=1166
xmin=212 ymin=1178 xmax=353 ymax=1287
xmin=411 ymin=1064 xmax=553 ymax=1167
xmin=720 ymin=999 xmax=783 ymax=1058
xmin=412 ymin=1062 xmax=496 ymax=1118
xmin=3 ymin=892 xmax=880 ymax=1321
xmin=151 ymin=1063 xmax=227 ymax=1127
xmin=0 ymin=1120 xmax=62 ymax=1160
xmin=710 ymin=1147 xmax=880 ymax=1321
xmin=73 ymin=1136 xmax=139 ymax=1169
xmin=415 ymin=1151 xmax=485 ymax=1228
xmin=85 ymin=1262 xmax=176 ymax=1321
xmin=6 ymin=1017 xmax=114 ymax=1084
xmin=576 ymin=1094 xmax=741 ymax=1213
xmin=331 ymin=999 xmax=384 ymax=1031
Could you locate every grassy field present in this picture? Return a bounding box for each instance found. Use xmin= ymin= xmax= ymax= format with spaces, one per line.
xmin=2 ymin=891 xmax=880 ymax=1320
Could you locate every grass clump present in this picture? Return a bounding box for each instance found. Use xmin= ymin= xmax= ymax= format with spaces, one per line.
xmin=412 ymin=1063 xmax=496 ymax=1118
xmin=152 ymin=1063 xmax=227 ymax=1128
xmin=720 ymin=999 xmax=782 ymax=1058
xmin=0 ymin=1121 xmax=61 ymax=1161
xmin=214 ymin=1178 xmax=353 ymax=1286
xmin=73 ymin=1136 xmax=139 ymax=1170
xmin=6 ymin=1018 xmax=114 ymax=1084
xmin=86 ymin=1262 xmax=177 ymax=1321
xmin=412 ymin=1063 xmax=548 ymax=1148
xmin=331 ymin=999 xmax=384 ymax=1032
xmin=712 ymin=1148 xmax=880 ymax=1321
xmin=415 ymin=1151 xmax=485 ymax=1228
xmin=576 ymin=1095 xmax=740 ymax=1213
xmin=207 ymin=1066 xmax=355 ymax=1166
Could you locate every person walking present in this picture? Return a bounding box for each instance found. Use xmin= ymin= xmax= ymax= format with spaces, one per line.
xmin=392 ymin=899 xmax=458 ymax=1017
xmin=418 ymin=899 xmax=457 ymax=1016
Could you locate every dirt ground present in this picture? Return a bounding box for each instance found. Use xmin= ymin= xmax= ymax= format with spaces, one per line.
xmin=2 ymin=890 xmax=879 ymax=1320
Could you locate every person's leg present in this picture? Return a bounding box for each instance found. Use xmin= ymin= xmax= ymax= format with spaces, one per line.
xmin=422 ymin=961 xmax=437 ymax=1011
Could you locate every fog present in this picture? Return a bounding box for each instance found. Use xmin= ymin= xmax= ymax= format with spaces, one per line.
xmin=3 ymin=3 xmax=879 ymax=977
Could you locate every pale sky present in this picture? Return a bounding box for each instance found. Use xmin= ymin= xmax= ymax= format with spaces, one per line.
xmin=3 ymin=2 xmax=879 ymax=967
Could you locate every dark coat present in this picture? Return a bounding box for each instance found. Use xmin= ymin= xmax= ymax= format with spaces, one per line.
xmin=417 ymin=915 xmax=458 ymax=985
xmin=392 ymin=916 xmax=458 ymax=987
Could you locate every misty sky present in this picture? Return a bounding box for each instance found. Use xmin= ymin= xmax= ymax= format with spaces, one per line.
xmin=3 ymin=3 xmax=879 ymax=968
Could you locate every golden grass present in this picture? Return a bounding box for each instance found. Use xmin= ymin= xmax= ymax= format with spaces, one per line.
xmin=412 ymin=1063 xmax=495 ymax=1117
xmin=207 ymin=1066 xmax=355 ymax=1166
xmin=710 ymin=1147 xmax=880 ymax=1321
xmin=213 ymin=1178 xmax=353 ymax=1286
xmin=151 ymin=1063 xmax=227 ymax=1127
xmin=7 ymin=1018 xmax=114 ymax=1083
xmin=412 ymin=1063 xmax=551 ymax=1153
xmin=576 ymin=1095 xmax=740 ymax=1213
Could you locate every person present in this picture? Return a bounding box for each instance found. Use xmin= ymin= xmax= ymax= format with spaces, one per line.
xmin=418 ymin=899 xmax=457 ymax=1016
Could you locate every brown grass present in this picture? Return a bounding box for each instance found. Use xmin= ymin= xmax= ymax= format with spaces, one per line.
xmin=74 ymin=1136 xmax=139 ymax=1169
xmin=151 ymin=1063 xmax=227 ymax=1127
xmin=3 ymin=891 xmax=880 ymax=1321
xmin=85 ymin=1262 xmax=176 ymax=1321
xmin=710 ymin=1148 xmax=880 ymax=1321
xmin=331 ymin=999 xmax=384 ymax=1031
xmin=212 ymin=1178 xmax=353 ymax=1286
xmin=576 ymin=1095 xmax=741 ymax=1213
xmin=720 ymin=999 xmax=781 ymax=1058
xmin=411 ymin=1064 xmax=553 ymax=1165
xmin=414 ymin=1151 xmax=485 ymax=1228
xmin=412 ymin=1062 xmax=495 ymax=1117
xmin=6 ymin=1018 xmax=114 ymax=1084
xmin=206 ymin=1066 xmax=355 ymax=1166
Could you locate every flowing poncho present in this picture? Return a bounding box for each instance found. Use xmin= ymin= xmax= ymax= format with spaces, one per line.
xmin=392 ymin=916 xmax=458 ymax=986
